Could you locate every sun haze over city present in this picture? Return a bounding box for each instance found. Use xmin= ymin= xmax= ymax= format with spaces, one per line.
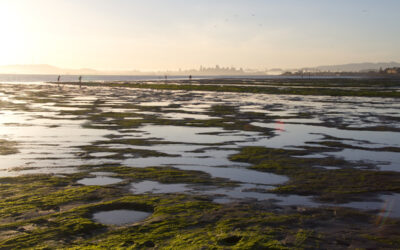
xmin=1 ymin=0 xmax=400 ymax=72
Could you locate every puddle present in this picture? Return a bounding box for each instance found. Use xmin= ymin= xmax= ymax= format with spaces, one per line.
xmin=129 ymin=180 xmax=309 ymax=205
xmin=77 ymin=176 xmax=123 ymax=186
xmin=175 ymin=165 xmax=288 ymax=185
xmin=249 ymin=122 xmax=400 ymax=148
xmin=100 ymin=108 xmax=139 ymax=113
xmin=1 ymin=82 xmax=400 ymax=218
xmin=90 ymin=171 xmax=115 ymax=176
xmin=343 ymin=193 xmax=400 ymax=218
xmin=308 ymin=149 xmax=400 ymax=172
xmin=90 ymin=152 xmax=118 ymax=157
xmin=316 ymin=166 xmax=341 ymax=170
xmin=211 ymin=187 xmax=400 ymax=218
xmin=281 ymin=118 xmax=321 ymax=124
xmin=161 ymin=113 xmax=218 ymax=120
xmin=139 ymin=101 xmax=171 ymax=107
xmin=131 ymin=180 xmax=192 ymax=194
xmin=177 ymin=106 xmax=210 ymax=113
xmin=92 ymin=209 xmax=151 ymax=226
xmin=243 ymin=122 xmax=400 ymax=171
xmin=0 ymin=109 xmax=120 ymax=174
xmin=123 ymin=153 xmax=248 ymax=169
xmin=3 ymin=166 xmax=79 ymax=177
xmin=129 ymin=180 xmax=400 ymax=218
xmin=138 ymin=125 xmax=252 ymax=144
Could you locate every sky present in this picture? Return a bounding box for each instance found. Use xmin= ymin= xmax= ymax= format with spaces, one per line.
xmin=0 ymin=0 xmax=399 ymax=71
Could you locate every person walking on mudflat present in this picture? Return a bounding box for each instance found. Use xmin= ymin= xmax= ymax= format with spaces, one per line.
xmin=79 ymin=76 xmax=82 ymax=88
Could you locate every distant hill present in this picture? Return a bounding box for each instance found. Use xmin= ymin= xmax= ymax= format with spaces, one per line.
xmin=0 ymin=64 xmax=101 ymax=75
xmin=303 ymin=62 xmax=400 ymax=72
xmin=0 ymin=64 xmax=251 ymax=75
xmin=1 ymin=62 xmax=400 ymax=75
xmin=0 ymin=64 xmax=148 ymax=75
xmin=0 ymin=64 xmax=63 ymax=74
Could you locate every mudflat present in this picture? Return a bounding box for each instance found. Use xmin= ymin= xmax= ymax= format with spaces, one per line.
xmin=0 ymin=79 xmax=399 ymax=248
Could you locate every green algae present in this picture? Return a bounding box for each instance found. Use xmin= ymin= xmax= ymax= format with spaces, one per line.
xmin=310 ymin=140 xmax=400 ymax=152
xmin=52 ymin=79 xmax=400 ymax=98
xmin=230 ymin=146 xmax=400 ymax=202
xmin=80 ymin=104 xmax=273 ymax=135
xmin=79 ymin=145 xmax=176 ymax=159
xmin=0 ymin=100 xmax=31 ymax=112
xmin=1 ymin=82 xmax=400 ymax=248
xmin=0 ymin=173 xmax=399 ymax=249
xmin=0 ymin=139 xmax=18 ymax=155
xmin=81 ymin=166 xmax=236 ymax=187
xmin=0 ymin=174 xmax=119 ymax=222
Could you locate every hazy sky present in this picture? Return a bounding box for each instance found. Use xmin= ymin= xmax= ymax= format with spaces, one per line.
xmin=1 ymin=0 xmax=399 ymax=71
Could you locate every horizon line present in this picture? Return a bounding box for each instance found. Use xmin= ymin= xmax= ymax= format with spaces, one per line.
xmin=1 ymin=61 xmax=399 ymax=74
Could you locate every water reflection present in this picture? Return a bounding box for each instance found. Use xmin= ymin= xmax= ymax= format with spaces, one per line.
xmin=131 ymin=180 xmax=192 ymax=194
xmin=78 ymin=176 xmax=123 ymax=186
xmin=92 ymin=209 xmax=151 ymax=226
xmin=1 ymin=82 xmax=399 ymax=218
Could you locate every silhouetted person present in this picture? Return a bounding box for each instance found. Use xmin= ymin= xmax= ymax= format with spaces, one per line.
xmin=57 ymin=75 xmax=61 ymax=88
xmin=79 ymin=76 xmax=82 ymax=88
xmin=164 ymin=75 xmax=167 ymax=81
xmin=189 ymin=75 xmax=192 ymax=80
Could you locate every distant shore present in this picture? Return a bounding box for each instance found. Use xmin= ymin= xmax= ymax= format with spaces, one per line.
xmin=48 ymin=78 xmax=400 ymax=98
xmin=1 ymin=73 xmax=400 ymax=84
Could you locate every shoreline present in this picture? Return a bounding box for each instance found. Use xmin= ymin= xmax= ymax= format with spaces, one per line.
xmin=49 ymin=78 xmax=400 ymax=98
xmin=1 ymin=73 xmax=399 ymax=84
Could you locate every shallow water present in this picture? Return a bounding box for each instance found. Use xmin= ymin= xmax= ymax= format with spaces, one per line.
xmin=250 ymin=122 xmax=400 ymax=148
xmin=90 ymin=152 xmax=118 ymax=157
xmin=161 ymin=112 xmax=218 ymax=120
xmin=137 ymin=125 xmax=251 ymax=144
xmin=77 ymin=176 xmax=123 ymax=186
xmin=244 ymin=122 xmax=400 ymax=171
xmin=344 ymin=193 xmax=400 ymax=218
xmin=92 ymin=209 xmax=151 ymax=225
xmin=131 ymin=180 xmax=192 ymax=194
xmin=129 ymin=180 xmax=400 ymax=217
xmin=172 ymin=165 xmax=288 ymax=185
xmin=309 ymin=149 xmax=400 ymax=171
xmin=1 ymin=82 xmax=400 ymax=218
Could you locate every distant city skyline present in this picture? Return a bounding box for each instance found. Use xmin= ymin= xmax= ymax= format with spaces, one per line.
xmin=1 ymin=0 xmax=399 ymax=70
xmin=1 ymin=61 xmax=399 ymax=75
